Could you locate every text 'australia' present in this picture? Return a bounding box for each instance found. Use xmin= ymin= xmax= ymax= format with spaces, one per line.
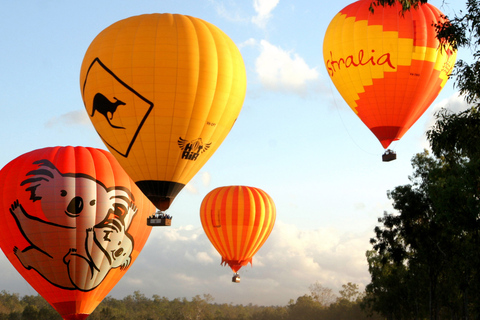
xmin=326 ymin=49 xmax=395 ymax=77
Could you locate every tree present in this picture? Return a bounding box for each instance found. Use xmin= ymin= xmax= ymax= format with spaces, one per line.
xmin=371 ymin=0 xmax=428 ymax=11
xmin=287 ymin=295 xmax=322 ymax=320
xmin=364 ymin=248 xmax=427 ymax=320
xmin=308 ymin=281 xmax=337 ymax=307
xmin=366 ymin=122 xmax=480 ymax=319
xmin=181 ymin=294 xmax=214 ymax=320
xmin=0 ymin=291 xmax=22 ymax=315
xmin=338 ymin=282 xmax=363 ymax=303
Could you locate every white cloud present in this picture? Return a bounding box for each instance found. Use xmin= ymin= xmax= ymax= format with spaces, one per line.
xmin=201 ymin=172 xmax=211 ymax=188
xmin=239 ymin=37 xmax=257 ymax=49
xmin=208 ymin=0 xmax=247 ymax=23
xmin=45 ymin=110 xmax=91 ymax=128
xmin=419 ymin=92 xmax=471 ymax=150
xmin=252 ymin=0 xmax=279 ymax=28
xmin=424 ymin=92 xmax=471 ymax=133
xmin=108 ymin=221 xmax=371 ymax=305
xmin=184 ymin=182 xmax=198 ymax=194
xmin=0 ymin=221 xmax=373 ymax=306
xmin=184 ymin=171 xmax=211 ymax=195
xmin=255 ymin=40 xmax=319 ymax=96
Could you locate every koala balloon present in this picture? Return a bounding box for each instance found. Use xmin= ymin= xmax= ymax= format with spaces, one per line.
xmin=0 ymin=146 xmax=154 ymax=320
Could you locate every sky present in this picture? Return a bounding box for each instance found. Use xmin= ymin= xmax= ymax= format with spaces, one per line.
xmin=0 ymin=0 xmax=469 ymax=307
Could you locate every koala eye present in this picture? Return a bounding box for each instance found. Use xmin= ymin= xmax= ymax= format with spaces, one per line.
xmin=60 ymin=190 xmax=67 ymax=197
xmin=103 ymin=230 xmax=112 ymax=242
xmin=118 ymin=241 xmax=122 ymax=246
xmin=90 ymin=199 xmax=96 ymax=206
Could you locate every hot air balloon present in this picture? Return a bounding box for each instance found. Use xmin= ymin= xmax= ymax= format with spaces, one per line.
xmin=323 ymin=0 xmax=456 ymax=161
xmin=80 ymin=14 xmax=247 ymax=223
xmin=200 ymin=186 xmax=276 ymax=283
xmin=0 ymin=146 xmax=155 ymax=320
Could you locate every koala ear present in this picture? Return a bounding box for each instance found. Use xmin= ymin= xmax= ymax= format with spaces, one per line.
xmin=19 ymin=159 xmax=62 ymax=202
xmin=21 ymin=160 xmax=61 ymax=186
xmin=110 ymin=188 xmax=137 ymax=229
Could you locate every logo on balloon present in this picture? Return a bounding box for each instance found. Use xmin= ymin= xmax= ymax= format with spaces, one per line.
xmin=178 ymin=137 xmax=212 ymax=161
xmin=82 ymin=58 xmax=154 ymax=157
xmin=440 ymin=48 xmax=456 ymax=75
xmin=10 ymin=159 xmax=137 ymax=291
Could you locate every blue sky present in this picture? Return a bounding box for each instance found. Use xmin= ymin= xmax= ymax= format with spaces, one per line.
xmin=0 ymin=0 xmax=468 ymax=306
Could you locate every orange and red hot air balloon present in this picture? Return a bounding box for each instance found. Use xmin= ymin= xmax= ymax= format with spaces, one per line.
xmin=80 ymin=14 xmax=247 ymax=215
xmin=323 ymin=0 xmax=456 ymax=161
xmin=0 ymin=146 xmax=155 ymax=320
xmin=200 ymin=186 xmax=276 ymax=283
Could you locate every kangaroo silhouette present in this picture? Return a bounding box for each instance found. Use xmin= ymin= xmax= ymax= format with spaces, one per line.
xmin=91 ymin=93 xmax=126 ymax=129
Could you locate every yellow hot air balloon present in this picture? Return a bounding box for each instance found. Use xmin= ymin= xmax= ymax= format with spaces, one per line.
xmin=323 ymin=0 xmax=456 ymax=161
xmin=80 ymin=13 xmax=247 ymax=214
xmin=200 ymin=186 xmax=276 ymax=282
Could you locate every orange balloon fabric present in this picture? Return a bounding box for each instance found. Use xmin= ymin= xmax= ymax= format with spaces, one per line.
xmin=80 ymin=14 xmax=247 ymax=211
xmin=0 ymin=146 xmax=155 ymax=320
xmin=323 ymin=0 xmax=456 ymax=149
xmin=200 ymin=186 xmax=276 ymax=274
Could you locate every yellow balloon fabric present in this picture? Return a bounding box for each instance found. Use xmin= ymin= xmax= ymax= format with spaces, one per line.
xmin=80 ymin=14 xmax=247 ymax=210
xmin=323 ymin=0 xmax=456 ymax=149
xmin=200 ymin=186 xmax=276 ymax=274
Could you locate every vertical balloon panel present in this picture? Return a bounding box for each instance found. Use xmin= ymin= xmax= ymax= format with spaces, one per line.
xmin=200 ymin=186 xmax=276 ymax=274
xmin=0 ymin=146 xmax=155 ymax=319
xmin=323 ymin=0 xmax=456 ymax=149
xmin=80 ymin=14 xmax=247 ymax=211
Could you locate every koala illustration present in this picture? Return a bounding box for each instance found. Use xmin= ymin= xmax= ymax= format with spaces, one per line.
xmin=10 ymin=159 xmax=137 ymax=291
xmin=63 ymin=202 xmax=137 ymax=290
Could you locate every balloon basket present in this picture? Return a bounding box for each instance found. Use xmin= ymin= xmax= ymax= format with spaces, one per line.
xmin=382 ymin=149 xmax=396 ymax=162
xmin=232 ymin=273 xmax=241 ymax=283
xmin=147 ymin=212 xmax=172 ymax=226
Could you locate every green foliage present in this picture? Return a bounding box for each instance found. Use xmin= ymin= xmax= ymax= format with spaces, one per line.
xmin=309 ymin=281 xmax=337 ymax=307
xmin=0 ymin=291 xmax=60 ymax=320
xmin=370 ymin=0 xmax=428 ymax=12
xmin=0 ymin=284 xmax=382 ymax=320
xmin=441 ymin=0 xmax=480 ymax=106
xmin=0 ymin=291 xmax=22 ymax=315
xmin=338 ymin=282 xmax=363 ymax=303
xmin=366 ymin=113 xmax=480 ymax=318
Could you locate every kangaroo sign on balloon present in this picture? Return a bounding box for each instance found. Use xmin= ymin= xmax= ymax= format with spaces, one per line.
xmin=0 ymin=146 xmax=155 ymax=320
xmin=80 ymin=13 xmax=247 ymax=211
xmin=323 ymin=0 xmax=456 ymax=158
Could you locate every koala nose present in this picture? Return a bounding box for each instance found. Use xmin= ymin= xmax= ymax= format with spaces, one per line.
xmin=114 ymin=248 xmax=124 ymax=258
xmin=67 ymin=196 xmax=84 ymax=217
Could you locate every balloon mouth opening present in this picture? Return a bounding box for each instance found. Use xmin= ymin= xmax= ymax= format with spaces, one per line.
xmin=369 ymin=126 xmax=402 ymax=149
xmin=135 ymin=180 xmax=185 ymax=211
xmin=222 ymin=258 xmax=252 ymax=273
xmin=61 ymin=314 xmax=90 ymax=320
xmin=149 ymin=196 xmax=173 ymax=211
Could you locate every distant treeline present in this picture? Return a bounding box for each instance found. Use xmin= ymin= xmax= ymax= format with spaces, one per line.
xmin=0 ymin=282 xmax=382 ymax=320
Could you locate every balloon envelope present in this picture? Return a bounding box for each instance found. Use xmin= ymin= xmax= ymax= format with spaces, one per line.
xmin=200 ymin=186 xmax=276 ymax=274
xmin=80 ymin=13 xmax=247 ymax=211
xmin=0 ymin=146 xmax=155 ymax=319
xmin=323 ymin=0 xmax=456 ymax=149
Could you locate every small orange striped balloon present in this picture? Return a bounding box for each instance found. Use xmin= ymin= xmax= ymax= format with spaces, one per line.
xmin=323 ymin=0 xmax=456 ymax=149
xmin=0 ymin=146 xmax=155 ymax=320
xmin=200 ymin=186 xmax=276 ymax=274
